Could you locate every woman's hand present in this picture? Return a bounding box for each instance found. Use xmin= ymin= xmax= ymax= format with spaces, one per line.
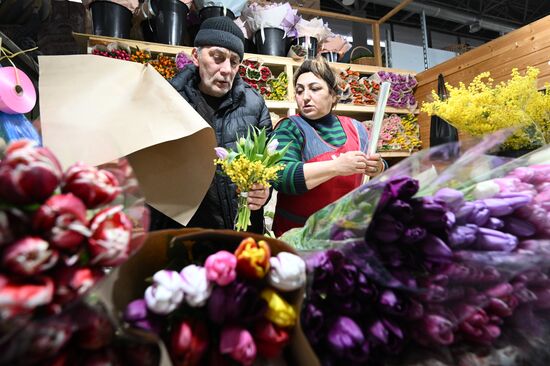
xmin=332 ymin=151 xmax=369 ymax=176
xmin=364 ymin=153 xmax=385 ymax=177
xmin=247 ymin=183 xmax=270 ymax=211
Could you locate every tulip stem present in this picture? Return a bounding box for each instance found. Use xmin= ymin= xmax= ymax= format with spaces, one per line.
xmin=235 ymin=193 xmax=251 ymax=231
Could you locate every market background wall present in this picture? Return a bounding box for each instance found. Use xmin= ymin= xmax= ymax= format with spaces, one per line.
xmin=415 ymin=14 xmax=550 ymax=148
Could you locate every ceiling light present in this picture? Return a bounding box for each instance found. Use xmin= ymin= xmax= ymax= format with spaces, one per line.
xmin=342 ymin=0 xmax=355 ymax=6
xmin=469 ymin=21 xmax=481 ymax=33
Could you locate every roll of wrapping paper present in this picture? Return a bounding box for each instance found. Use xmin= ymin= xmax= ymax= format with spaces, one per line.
xmin=0 ymin=66 xmax=36 ymax=114
xmin=363 ymin=81 xmax=391 ymax=184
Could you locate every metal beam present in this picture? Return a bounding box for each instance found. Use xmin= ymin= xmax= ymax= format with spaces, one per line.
xmin=378 ymin=0 xmax=414 ymax=24
xmin=523 ymin=0 xmax=529 ymax=22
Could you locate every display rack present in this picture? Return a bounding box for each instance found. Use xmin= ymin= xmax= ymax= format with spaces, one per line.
xmin=73 ymin=32 xmax=419 ymax=159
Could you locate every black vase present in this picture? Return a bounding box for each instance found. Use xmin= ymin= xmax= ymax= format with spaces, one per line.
xmin=151 ymin=0 xmax=189 ymax=45
xmin=254 ymin=27 xmax=286 ymax=57
xmin=199 ymin=6 xmax=235 ymax=21
xmin=90 ymin=1 xmax=132 ymax=39
xmin=321 ymin=51 xmax=339 ymax=62
xmin=297 ymin=36 xmax=318 ymax=59
xmin=492 ymin=148 xmax=536 ymax=158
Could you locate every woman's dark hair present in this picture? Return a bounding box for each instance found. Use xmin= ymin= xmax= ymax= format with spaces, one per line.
xmin=293 ymin=56 xmax=340 ymax=98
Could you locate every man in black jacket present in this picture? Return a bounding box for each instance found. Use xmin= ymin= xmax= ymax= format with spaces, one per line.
xmin=149 ymin=16 xmax=272 ymax=233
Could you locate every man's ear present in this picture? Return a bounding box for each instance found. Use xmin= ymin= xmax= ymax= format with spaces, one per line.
xmin=191 ymin=48 xmax=200 ymax=67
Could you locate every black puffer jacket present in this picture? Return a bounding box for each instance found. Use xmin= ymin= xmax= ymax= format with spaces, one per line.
xmin=149 ymin=65 xmax=272 ymax=233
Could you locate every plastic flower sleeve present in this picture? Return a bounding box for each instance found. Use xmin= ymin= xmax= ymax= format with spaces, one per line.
xmin=299 ymin=133 xmax=550 ymax=365
xmin=193 ymin=0 xmax=248 ymax=17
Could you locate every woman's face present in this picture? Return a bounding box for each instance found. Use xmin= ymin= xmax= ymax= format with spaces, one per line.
xmin=295 ymin=72 xmax=338 ymax=120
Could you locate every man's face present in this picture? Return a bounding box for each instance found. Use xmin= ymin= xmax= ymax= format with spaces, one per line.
xmin=192 ymin=46 xmax=241 ymax=97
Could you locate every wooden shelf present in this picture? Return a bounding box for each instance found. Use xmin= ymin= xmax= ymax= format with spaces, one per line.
xmin=380 ymin=151 xmax=414 ymax=158
xmin=265 ymin=100 xmax=294 ymax=109
xmin=334 ymin=104 xmax=418 ymax=114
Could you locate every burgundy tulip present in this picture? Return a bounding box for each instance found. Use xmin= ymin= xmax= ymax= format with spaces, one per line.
xmin=33 ymin=193 xmax=89 ymax=251
xmin=88 ymin=205 xmax=132 ymax=266
xmin=414 ymin=314 xmax=454 ymax=346
xmin=26 ymin=316 xmax=73 ymax=363
xmin=62 ymin=162 xmax=121 ymax=209
xmin=170 ymin=319 xmax=209 ymax=366
xmin=253 ymin=320 xmax=290 ymax=358
xmin=73 ymin=304 xmax=115 ymax=350
xmin=454 ymin=304 xmax=500 ymax=345
xmin=0 ymin=275 xmax=54 ymax=319
xmin=0 ymin=207 xmax=29 ymax=246
xmin=0 ymin=139 xmax=62 ymax=204
xmin=53 ymin=267 xmax=102 ymax=305
xmin=2 ymin=236 xmax=58 ymax=275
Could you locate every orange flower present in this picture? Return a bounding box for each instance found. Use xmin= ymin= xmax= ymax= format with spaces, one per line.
xmin=234 ymin=237 xmax=271 ymax=280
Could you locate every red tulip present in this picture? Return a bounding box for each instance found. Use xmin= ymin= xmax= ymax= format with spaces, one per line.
xmin=53 ymin=267 xmax=102 ymax=305
xmin=0 ymin=139 xmax=62 ymax=204
xmin=2 ymin=236 xmax=59 ymax=275
xmin=253 ymin=320 xmax=289 ymax=359
xmin=33 ymin=194 xmax=89 ymax=251
xmin=88 ymin=205 xmax=132 ymax=266
xmin=170 ymin=319 xmax=209 ymax=366
xmin=62 ymin=162 xmax=120 ymax=209
xmin=0 ymin=275 xmax=54 ymax=319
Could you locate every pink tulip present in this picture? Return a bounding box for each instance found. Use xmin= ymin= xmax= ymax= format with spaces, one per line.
xmin=88 ymin=205 xmax=132 ymax=266
xmin=2 ymin=236 xmax=59 ymax=276
xmin=0 ymin=275 xmax=54 ymax=319
xmin=33 ymin=194 xmax=89 ymax=251
xmin=204 ymin=250 xmax=237 ymax=286
xmin=219 ymin=326 xmax=256 ymax=366
xmin=0 ymin=139 xmax=62 ymax=204
xmin=170 ymin=319 xmax=209 ymax=366
xmin=62 ymin=162 xmax=120 ymax=209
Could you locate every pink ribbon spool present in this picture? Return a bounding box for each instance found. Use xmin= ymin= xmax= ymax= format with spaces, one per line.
xmin=0 ymin=67 xmax=37 ymax=114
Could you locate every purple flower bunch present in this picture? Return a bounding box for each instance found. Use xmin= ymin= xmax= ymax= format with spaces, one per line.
xmin=302 ymin=169 xmax=550 ymax=365
xmin=175 ymin=51 xmax=193 ymax=70
xmin=371 ymin=71 xmax=418 ymax=110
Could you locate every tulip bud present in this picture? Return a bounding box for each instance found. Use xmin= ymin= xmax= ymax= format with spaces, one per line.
xmin=124 ymin=299 xmax=162 ymax=334
xmin=145 ymin=270 xmax=185 ymax=315
xmin=502 ymin=216 xmax=536 ymax=237
xmin=73 ymin=304 xmax=114 ymax=350
xmin=88 ymin=205 xmax=132 ymax=266
xmin=434 ymin=188 xmax=464 ymax=209
xmin=214 ymin=147 xmax=229 ymax=160
xmin=475 ymin=227 xmax=518 ymax=252
xmin=0 ymin=208 xmax=29 ymax=246
xmin=204 ymin=250 xmax=237 ymax=286
xmin=234 ymin=237 xmax=270 ymax=280
xmin=253 ymin=320 xmax=289 ymax=359
xmin=268 ymin=252 xmax=306 ymax=292
xmin=53 ymin=267 xmax=102 ymax=305
xmin=472 ymin=180 xmax=500 ymax=200
xmin=2 ymin=237 xmax=58 ymax=276
xmin=260 ymin=288 xmax=296 ymax=328
xmin=266 ymin=139 xmax=279 ymax=154
xmin=0 ymin=275 xmax=54 ymax=319
xmin=171 ymin=319 xmax=209 ymax=366
xmin=61 ymin=162 xmax=120 ymax=209
xmin=219 ymin=326 xmax=256 ymax=366
xmin=0 ymin=139 xmax=62 ymax=204
xmin=180 ymin=265 xmax=212 ymax=307
xmin=326 ymin=316 xmax=369 ymax=362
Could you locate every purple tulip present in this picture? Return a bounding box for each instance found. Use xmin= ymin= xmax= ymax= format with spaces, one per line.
xmin=496 ymin=192 xmax=533 ymax=208
xmin=387 ymin=199 xmax=414 ymax=223
xmin=378 ymin=289 xmax=423 ymax=319
xmin=306 ymin=249 xmax=344 ymax=283
xmin=448 ymin=224 xmax=478 ymax=248
xmin=379 ymin=244 xmax=407 ymax=268
xmin=390 ymin=269 xmax=418 ymax=289
xmin=532 ymin=288 xmax=550 ymax=309
xmin=329 ymin=264 xmax=357 ymax=297
xmin=434 ymin=188 xmax=464 ymax=210
xmin=475 ymin=227 xmax=518 ymax=252
xmin=502 ymin=216 xmax=536 ymax=237
xmin=124 ymin=299 xmax=162 ymax=334
xmin=326 ymin=316 xmax=369 ymax=362
xmin=356 ymin=271 xmax=378 ymax=300
xmin=414 ymin=314 xmax=455 ymax=346
xmin=487 ymin=298 xmax=514 ymax=317
xmin=372 ymin=214 xmax=403 ymax=243
xmin=379 ymin=177 xmax=419 ymax=208
xmin=415 ymin=197 xmax=455 ymax=229
xmin=401 ymin=226 xmax=427 ymax=244
xmin=368 ymin=318 xmax=404 ymax=353
xmin=456 ymin=202 xmax=490 ymax=226
xmin=302 ymin=302 xmax=325 ymax=345
xmin=421 ymin=234 xmax=453 ymax=262
xmin=214 ymin=147 xmax=229 ymax=160
xmin=485 ymin=217 xmax=504 ymax=230
xmin=207 ymin=280 xmax=266 ymax=325
xmin=481 ymin=198 xmax=516 ymax=216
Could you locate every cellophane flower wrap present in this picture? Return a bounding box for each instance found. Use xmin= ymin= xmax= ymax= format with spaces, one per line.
xmin=422 ymin=67 xmax=550 ymax=152
xmin=0 ymin=296 xmax=160 ymax=365
xmin=214 ymin=127 xmax=289 ymax=231
xmin=241 ymin=2 xmax=300 ymax=39
xmin=283 ymin=131 xmax=550 ymax=365
xmin=0 ymin=139 xmax=149 ymax=364
xmin=122 ymin=232 xmax=307 ymax=366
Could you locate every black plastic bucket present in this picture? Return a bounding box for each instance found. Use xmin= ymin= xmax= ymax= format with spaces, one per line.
xmin=297 ymin=36 xmax=318 ymax=59
xmin=199 ymin=6 xmax=235 ymax=21
xmin=321 ymin=51 xmax=339 ymax=62
xmin=254 ymin=27 xmax=286 ymax=57
xmin=151 ymin=0 xmax=189 ymax=45
xmin=90 ymin=1 xmax=132 ymax=39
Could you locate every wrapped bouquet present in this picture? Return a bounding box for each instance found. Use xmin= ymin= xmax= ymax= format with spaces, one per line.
xmin=283 ymin=132 xmax=550 ymax=365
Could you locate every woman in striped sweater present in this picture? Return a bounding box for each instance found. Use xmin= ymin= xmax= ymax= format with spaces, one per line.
xmin=272 ymin=57 xmax=386 ymax=237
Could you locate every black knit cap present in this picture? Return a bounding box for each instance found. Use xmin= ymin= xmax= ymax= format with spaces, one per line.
xmin=194 ymin=16 xmax=245 ymax=60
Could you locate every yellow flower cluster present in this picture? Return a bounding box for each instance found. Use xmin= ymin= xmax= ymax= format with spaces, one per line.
xmin=389 ymin=114 xmax=422 ymax=151
xmin=422 ymin=67 xmax=549 ymax=150
xmin=266 ymin=72 xmax=288 ymax=101
xmin=215 ymin=156 xmax=284 ymax=192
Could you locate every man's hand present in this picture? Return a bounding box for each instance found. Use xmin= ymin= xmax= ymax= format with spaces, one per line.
xmin=247 ymin=183 xmax=270 ymax=211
